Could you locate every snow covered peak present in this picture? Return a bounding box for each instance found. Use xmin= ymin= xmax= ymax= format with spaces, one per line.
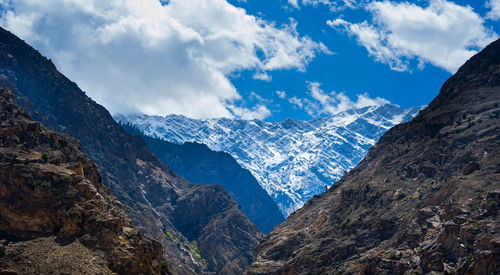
xmin=116 ymin=103 xmax=422 ymax=216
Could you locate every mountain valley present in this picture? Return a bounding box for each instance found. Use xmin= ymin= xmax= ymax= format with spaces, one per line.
xmin=118 ymin=104 xmax=421 ymax=216
xmin=0 ymin=9 xmax=498 ymax=275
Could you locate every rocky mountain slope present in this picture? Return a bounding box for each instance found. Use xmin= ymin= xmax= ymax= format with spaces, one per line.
xmin=248 ymin=39 xmax=500 ymax=274
xmin=0 ymin=26 xmax=262 ymax=274
xmin=0 ymin=88 xmax=164 ymax=274
xmin=117 ymin=104 xmax=421 ymax=216
xmin=121 ymin=123 xmax=285 ymax=234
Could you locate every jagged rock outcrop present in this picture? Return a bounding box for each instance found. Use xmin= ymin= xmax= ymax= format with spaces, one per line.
xmin=248 ymin=39 xmax=500 ymax=274
xmin=0 ymin=27 xmax=262 ymax=274
xmin=120 ymin=123 xmax=285 ymax=234
xmin=0 ymin=88 xmax=164 ymax=274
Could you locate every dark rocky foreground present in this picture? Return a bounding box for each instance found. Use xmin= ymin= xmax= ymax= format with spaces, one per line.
xmin=0 ymin=88 xmax=164 ymax=274
xmin=249 ymin=39 xmax=500 ymax=274
xmin=0 ymin=26 xmax=262 ymax=274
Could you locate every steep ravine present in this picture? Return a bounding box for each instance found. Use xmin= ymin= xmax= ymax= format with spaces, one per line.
xmin=249 ymin=39 xmax=500 ymax=274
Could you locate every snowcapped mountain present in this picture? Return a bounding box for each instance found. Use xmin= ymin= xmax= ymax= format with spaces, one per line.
xmin=116 ymin=103 xmax=422 ymax=216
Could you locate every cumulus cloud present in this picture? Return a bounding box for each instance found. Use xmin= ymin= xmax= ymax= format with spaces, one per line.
xmin=328 ymin=0 xmax=498 ymax=73
xmin=0 ymin=0 xmax=328 ymax=119
xmin=487 ymin=0 xmax=500 ymax=20
xmin=289 ymin=81 xmax=389 ymax=116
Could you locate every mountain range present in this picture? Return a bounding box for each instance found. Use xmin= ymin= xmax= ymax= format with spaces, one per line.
xmin=0 ymin=21 xmax=498 ymax=275
xmin=117 ymin=104 xmax=421 ymax=216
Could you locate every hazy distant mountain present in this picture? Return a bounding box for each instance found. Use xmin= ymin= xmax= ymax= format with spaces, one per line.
xmin=117 ymin=104 xmax=421 ymax=216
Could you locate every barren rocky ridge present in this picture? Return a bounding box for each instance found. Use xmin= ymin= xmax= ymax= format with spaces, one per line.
xmin=248 ymin=38 xmax=500 ymax=274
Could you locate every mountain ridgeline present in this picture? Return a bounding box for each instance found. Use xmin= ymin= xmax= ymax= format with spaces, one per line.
xmin=120 ymin=123 xmax=285 ymax=234
xmin=248 ymin=39 xmax=500 ymax=274
xmin=118 ymin=104 xmax=421 ymax=216
xmin=0 ymin=26 xmax=263 ymax=275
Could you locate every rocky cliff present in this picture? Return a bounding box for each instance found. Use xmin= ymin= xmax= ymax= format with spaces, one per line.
xmin=120 ymin=123 xmax=285 ymax=234
xmin=0 ymin=26 xmax=262 ymax=274
xmin=0 ymin=88 xmax=165 ymax=274
xmin=248 ymin=39 xmax=500 ymax=274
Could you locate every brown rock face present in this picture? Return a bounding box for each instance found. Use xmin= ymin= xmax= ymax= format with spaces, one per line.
xmin=0 ymin=26 xmax=262 ymax=274
xmin=0 ymin=89 xmax=164 ymax=274
xmin=249 ymin=40 xmax=500 ymax=274
xmin=174 ymin=185 xmax=263 ymax=274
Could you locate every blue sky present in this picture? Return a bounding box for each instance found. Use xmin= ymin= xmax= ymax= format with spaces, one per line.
xmin=1 ymin=0 xmax=499 ymax=121
xmin=228 ymin=0 xmax=500 ymax=121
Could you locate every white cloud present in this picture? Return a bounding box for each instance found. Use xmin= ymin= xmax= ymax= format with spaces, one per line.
xmin=288 ymin=0 xmax=300 ymax=9
xmin=288 ymin=0 xmax=357 ymax=11
xmin=354 ymin=93 xmax=389 ymax=109
xmin=328 ymin=0 xmax=498 ymax=73
xmin=290 ymin=81 xmax=389 ymax=116
xmin=289 ymin=96 xmax=304 ymax=108
xmin=276 ymin=90 xmax=287 ymax=99
xmin=309 ymin=82 xmax=331 ymax=105
xmin=253 ymin=72 xmax=272 ymax=81
xmin=487 ymin=0 xmax=500 ymax=20
xmin=249 ymin=91 xmax=272 ymax=103
xmin=0 ymin=0 xmax=328 ymax=120
xmin=228 ymin=104 xmax=271 ymax=120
